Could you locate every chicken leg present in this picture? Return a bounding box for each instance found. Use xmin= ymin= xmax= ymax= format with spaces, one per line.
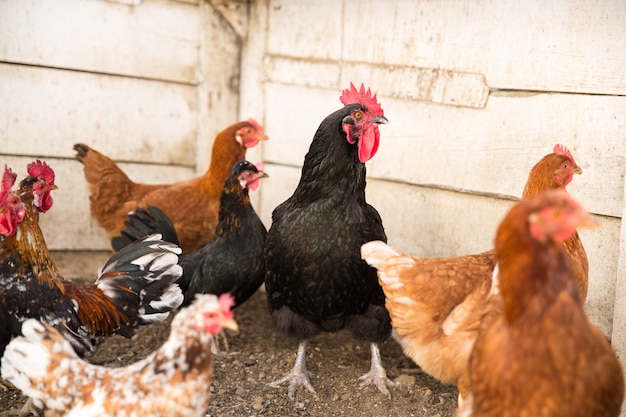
xmin=358 ymin=343 xmax=396 ymax=398
xmin=269 ymin=340 xmax=316 ymax=399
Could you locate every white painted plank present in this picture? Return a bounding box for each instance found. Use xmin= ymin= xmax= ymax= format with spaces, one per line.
xmin=266 ymin=0 xmax=343 ymax=61
xmin=262 ymin=83 xmax=339 ymax=167
xmin=2 ymin=156 xmax=194 ymax=250
xmin=261 ymin=83 xmax=626 ymax=218
xmin=195 ymin=0 xmax=243 ymax=173
xmin=265 ymin=0 xmax=626 ymax=95
xmin=0 ymin=64 xmax=197 ymax=165
xmin=0 ymin=0 xmax=200 ymax=83
xmin=264 ymin=57 xmax=489 ymax=109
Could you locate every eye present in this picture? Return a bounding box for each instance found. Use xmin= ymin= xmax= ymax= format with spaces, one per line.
xmin=353 ymin=111 xmax=362 ymax=119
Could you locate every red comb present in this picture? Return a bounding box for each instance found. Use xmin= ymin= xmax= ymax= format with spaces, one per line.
xmin=0 ymin=165 xmax=17 ymax=204
xmin=218 ymin=293 xmax=235 ymax=314
xmin=247 ymin=118 xmax=265 ymax=134
xmin=27 ymin=160 xmax=55 ymax=185
xmin=340 ymin=83 xmax=384 ymax=115
xmin=553 ymin=144 xmax=577 ymax=165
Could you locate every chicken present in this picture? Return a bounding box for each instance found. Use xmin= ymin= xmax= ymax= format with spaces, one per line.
xmin=458 ymin=190 xmax=624 ymax=417
xmin=360 ymin=143 xmax=585 ymax=405
xmin=522 ymin=144 xmax=588 ymax=300
xmin=74 ymin=118 xmax=268 ymax=252
xmin=112 ymin=160 xmax=268 ymax=309
xmin=1 ymin=293 xmax=238 ymax=417
xmin=0 ymin=165 xmax=25 ymax=357
xmin=0 ymin=161 xmax=184 ymax=355
xmin=264 ymin=83 xmax=392 ymax=399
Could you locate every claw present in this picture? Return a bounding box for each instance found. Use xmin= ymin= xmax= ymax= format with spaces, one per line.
xmin=357 ymin=343 xmax=396 ymax=398
xmin=269 ymin=340 xmax=317 ymax=399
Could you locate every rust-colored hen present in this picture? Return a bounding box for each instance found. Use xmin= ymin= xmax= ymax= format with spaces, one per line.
xmin=1 ymin=293 xmax=237 ymax=417
xmin=459 ymin=190 xmax=623 ymax=417
xmin=74 ymin=119 xmax=267 ymax=252
xmin=361 ymin=144 xmax=586 ymax=405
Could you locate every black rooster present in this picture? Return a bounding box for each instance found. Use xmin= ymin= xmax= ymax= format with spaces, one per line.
xmin=264 ymin=83 xmax=392 ymax=399
xmin=112 ymin=160 xmax=268 ymax=308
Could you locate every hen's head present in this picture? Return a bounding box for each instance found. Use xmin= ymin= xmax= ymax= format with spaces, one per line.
xmin=23 ymin=160 xmax=57 ymax=213
xmin=527 ymin=190 xmax=596 ymax=244
xmin=340 ymin=83 xmax=388 ymax=163
xmin=522 ymin=144 xmax=582 ymax=198
xmin=498 ymin=189 xmax=595 ymax=254
xmin=0 ymin=165 xmax=25 ymax=236
xmin=235 ymin=118 xmax=269 ymax=149
xmin=231 ymin=160 xmax=268 ymax=192
xmin=192 ymin=294 xmax=238 ymax=335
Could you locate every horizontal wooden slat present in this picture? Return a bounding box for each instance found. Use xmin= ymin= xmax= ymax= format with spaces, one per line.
xmin=0 ymin=0 xmax=200 ymax=83
xmin=267 ymin=0 xmax=626 ymax=95
xmin=261 ymin=83 xmax=626 ymax=218
xmin=2 ymin=156 xmax=195 ymax=250
xmin=0 ymin=64 xmax=198 ymax=165
xmin=265 ymin=57 xmax=489 ymax=109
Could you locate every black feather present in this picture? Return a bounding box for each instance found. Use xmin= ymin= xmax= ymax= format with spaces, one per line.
xmin=111 ymin=205 xmax=179 ymax=251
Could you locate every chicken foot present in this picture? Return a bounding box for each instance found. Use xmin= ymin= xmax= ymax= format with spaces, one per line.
xmin=357 ymin=343 xmax=396 ymax=399
xmin=269 ymin=340 xmax=317 ymax=399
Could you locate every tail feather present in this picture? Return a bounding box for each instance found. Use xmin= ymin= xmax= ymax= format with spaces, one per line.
xmin=97 ymin=234 xmax=184 ymax=325
xmin=111 ymin=206 xmax=180 ymax=252
xmin=361 ymin=240 xmax=402 ymax=268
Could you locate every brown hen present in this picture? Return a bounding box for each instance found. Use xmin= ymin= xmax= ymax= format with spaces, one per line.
xmin=74 ymin=119 xmax=267 ymax=252
xmin=459 ymin=190 xmax=623 ymax=417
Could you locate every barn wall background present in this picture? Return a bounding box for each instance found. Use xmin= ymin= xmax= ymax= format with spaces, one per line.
xmin=1 ymin=0 xmax=625 ymax=407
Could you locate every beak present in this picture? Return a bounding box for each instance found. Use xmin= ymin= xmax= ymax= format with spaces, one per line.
xmin=257 ymin=133 xmax=269 ymax=141
xmin=51 ymin=185 xmax=59 ymax=190
xmin=574 ymin=166 xmax=583 ymax=175
xmin=578 ymin=212 xmax=599 ymax=230
xmin=222 ymin=318 xmax=239 ymax=332
xmin=258 ymin=172 xmax=269 ymax=179
xmin=372 ymin=115 xmax=389 ymax=125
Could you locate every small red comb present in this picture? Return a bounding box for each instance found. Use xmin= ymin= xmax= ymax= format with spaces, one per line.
xmin=27 ymin=160 xmax=55 ymax=185
xmin=0 ymin=165 xmax=17 ymax=204
xmin=553 ymin=144 xmax=577 ymax=165
xmin=247 ymin=118 xmax=265 ymax=134
xmin=218 ymin=293 xmax=235 ymax=313
xmin=340 ymin=83 xmax=384 ymax=116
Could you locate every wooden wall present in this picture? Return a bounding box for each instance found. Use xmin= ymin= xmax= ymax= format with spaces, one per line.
xmin=238 ymin=0 xmax=626 ymax=395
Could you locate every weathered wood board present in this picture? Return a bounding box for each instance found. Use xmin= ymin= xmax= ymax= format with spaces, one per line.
xmin=0 ymin=0 xmax=200 ymax=83
xmin=0 ymin=64 xmax=198 ymax=165
xmin=266 ymin=0 xmax=626 ymax=95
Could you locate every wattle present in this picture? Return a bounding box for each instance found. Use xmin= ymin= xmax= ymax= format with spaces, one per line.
xmin=358 ymin=127 xmax=380 ymax=163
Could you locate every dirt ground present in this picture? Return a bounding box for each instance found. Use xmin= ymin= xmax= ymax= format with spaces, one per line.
xmin=1 ymin=251 xmax=458 ymax=417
